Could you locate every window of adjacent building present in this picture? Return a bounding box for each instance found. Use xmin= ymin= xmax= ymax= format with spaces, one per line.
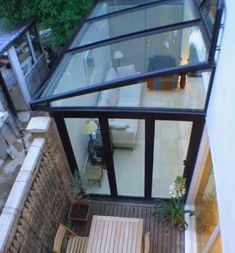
xmin=195 ymin=150 xmax=222 ymax=253
xmin=28 ymin=27 xmax=42 ymax=59
xmin=14 ymin=27 xmax=43 ymax=76
xmin=14 ymin=34 xmax=34 ymax=75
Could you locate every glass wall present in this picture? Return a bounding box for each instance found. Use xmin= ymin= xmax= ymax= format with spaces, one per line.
xmin=63 ymin=115 xmax=206 ymax=200
xmin=195 ymin=150 xmax=222 ymax=252
xmin=65 ymin=118 xmax=111 ymax=195
xmin=152 ymin=120 xmax=192 ymax=198
xmin=108 ymin=119 xmax=145 ymax=197
xmin=43 ymin=25 xmax=207 ymax=98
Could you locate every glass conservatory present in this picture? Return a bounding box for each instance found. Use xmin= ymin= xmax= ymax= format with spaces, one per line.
xmin=31 ymin=0 xmax=224 ymax=200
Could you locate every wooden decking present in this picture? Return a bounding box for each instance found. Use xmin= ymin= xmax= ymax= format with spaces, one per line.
xmin=71 ymin=200 xmax=185 ymax=253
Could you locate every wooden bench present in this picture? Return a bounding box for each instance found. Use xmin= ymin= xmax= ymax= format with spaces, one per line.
xmin=53 ymin=224 xmax=88 ymax=253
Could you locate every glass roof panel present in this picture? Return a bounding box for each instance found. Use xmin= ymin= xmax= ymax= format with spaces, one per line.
xmin=72 ymin=0 xmax=198 ymax=48
xmin=89 ymin=0 xmax=160 ymax=18
xmin=42 ymin=25 xmax=208 ymax=98
xmin=51 ymin=69 xmax=211 ymax=111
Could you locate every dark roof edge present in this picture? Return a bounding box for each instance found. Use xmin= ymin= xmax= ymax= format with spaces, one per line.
xmin=0 ymin=21 xmax=34 ymax=55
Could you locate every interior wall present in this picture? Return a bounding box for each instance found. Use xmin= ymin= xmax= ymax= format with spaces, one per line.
xmin=206 ymin=1 xmax=235 ymax=252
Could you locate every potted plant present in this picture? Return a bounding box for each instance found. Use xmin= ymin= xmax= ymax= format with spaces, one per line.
xmin=67 ymin=170 xmax=91 ymax=225
xmin=154 ymin=176 xmax=194 ymax=230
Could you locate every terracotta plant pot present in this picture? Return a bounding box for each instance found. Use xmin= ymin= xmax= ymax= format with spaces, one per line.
xmin=68 ymin=202 xmax=90 ymax=225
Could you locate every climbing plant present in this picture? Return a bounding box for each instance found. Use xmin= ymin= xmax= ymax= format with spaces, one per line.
xmin=0 ymin=0 xmax=93 ymax=50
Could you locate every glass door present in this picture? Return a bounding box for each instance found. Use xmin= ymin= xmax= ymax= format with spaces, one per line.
xmin=62 ymin=115 xmax=202 ymax=200
xmin=194 ymin=150 xmax=222 ymax=252
xmin=65 ymin=118 xmax=111 ymax=195
xmin=152 ymin=120 xmax=192 ymax=198
xmin=108 ymin=118 xmax=145 ymax=197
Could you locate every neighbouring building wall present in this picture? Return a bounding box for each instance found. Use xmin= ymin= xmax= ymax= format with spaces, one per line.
xmin=0 ymin=117 xmax=71 ymax=253
xmin=25 ymin=55 xmax=49 ymax=98
xmin=206 ymin=1 xmax=235 ymax=252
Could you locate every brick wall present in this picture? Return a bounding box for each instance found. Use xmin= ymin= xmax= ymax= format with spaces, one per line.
xmin=0 ymin=117 xmax=72 ymax=253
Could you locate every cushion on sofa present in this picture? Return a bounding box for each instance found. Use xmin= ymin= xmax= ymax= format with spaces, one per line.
xmin=105 ymin=67 xmax=118 ymax=81
xmin=99 ymin=89 xmax=119 ymax=106
xmin=98 ymin=98 xmax=110 ymax=107
xmin=116 ymin=65 xmax=136 ymax=78
xmin=119 ymin=83 xmax=142 ymax=97
xmin=118 ymin=97 xmax=140 ymax=107
xmin=109 ymin=121 xmax=130 ymax=130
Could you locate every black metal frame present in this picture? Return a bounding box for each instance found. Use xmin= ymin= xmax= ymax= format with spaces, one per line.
xmin=31 ymin=0 xmax=224 ymax=105
xmin=99 ymin=118 xmax=118 ymax=196
xmin=31 ymin=62 xmax=211 ymax=107
xmin=54 ymin=117 xmax=78 ymax=174
xmin=51 ymin=109 xmax=205 ymax=200
xmin=145 ymin=120 xmax=155 ymax=199
xmin=30 ymin=0 xmax=224 ymax=201
xmin=66 ymin=19 xmax=201 ymax=54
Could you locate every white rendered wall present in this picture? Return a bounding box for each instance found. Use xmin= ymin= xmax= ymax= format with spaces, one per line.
xmin=206 ymin=1 xmax=235 ymax=252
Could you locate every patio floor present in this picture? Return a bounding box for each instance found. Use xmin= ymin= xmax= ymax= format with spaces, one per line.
xmin=71 ymin=200 xmax=185 ymax=253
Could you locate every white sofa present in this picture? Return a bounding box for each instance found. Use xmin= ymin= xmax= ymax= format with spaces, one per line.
xmin=97 ymin=65 xmax=143 ymax=149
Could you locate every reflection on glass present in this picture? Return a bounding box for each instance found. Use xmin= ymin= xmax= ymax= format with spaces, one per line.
xmin=14 ymin=34 xmax=34 ymax=75
xmin=108 ymin=119 xmax=145 ymax=197
xmin=201 ymin=0 xmax=217 ymax=32
xmin=29 ymin=27 xmax=42 ymax=59
xmin=209 ymin=235 xmax=222 ymax=253
xmin=51 ymin=70 xmax=211 ymax=111
xmin=152 ymin=120 xmax=192 ymax=198
xmin=195 ymin=151 xmax=220 ymax=252
xmin=89 ymin=0 xmax=158 ymax=18
xmin=73 ymin=0 xmax=198 ymax=47
xmin=65 ymin=118 xmax=110 ymax=195
xmin=44 ymin=25 xmax=207 ymax=98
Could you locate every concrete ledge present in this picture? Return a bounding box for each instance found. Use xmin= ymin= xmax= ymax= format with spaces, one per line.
xmin=26 ymin=117 xmax=52 ymax=133
xmin=0 ymin=213 xmax=16 ymax=252
xmin=0 ymin=137 xmax=45 ymax=252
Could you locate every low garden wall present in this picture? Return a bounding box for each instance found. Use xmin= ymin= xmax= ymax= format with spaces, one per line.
xmin=0 ymin=117 xmax=71 ymax=253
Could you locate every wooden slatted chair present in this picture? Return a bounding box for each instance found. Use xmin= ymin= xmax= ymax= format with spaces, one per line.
xmin=53 ymin=224 xmax=88 ymax=253
xmin=142 ymin=232 xmax=151 ymax=253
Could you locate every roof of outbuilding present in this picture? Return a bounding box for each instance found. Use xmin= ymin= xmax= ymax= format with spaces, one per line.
xmin=0 ymin=19 xmax=33 ymax=55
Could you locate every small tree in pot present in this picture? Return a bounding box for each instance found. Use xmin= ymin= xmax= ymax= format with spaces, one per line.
xmin=154 ymin=176 xmax=194 ymax=230
xmin=67 ymin=170 xmax=91 ymax=225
